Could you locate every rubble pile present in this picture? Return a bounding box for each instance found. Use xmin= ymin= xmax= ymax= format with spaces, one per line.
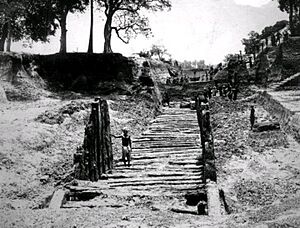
xmin=235 ymin=179 xmax=298 ymax=208
xmin=210 ymin=90 xmax=300 ymax=227
xmin=248 ymin=130 xmax=288 ymax=152
xmin=210 ymin=97 xmax=249 ymax=165
xmin=36 ymin=101 xmax=90 ymax=125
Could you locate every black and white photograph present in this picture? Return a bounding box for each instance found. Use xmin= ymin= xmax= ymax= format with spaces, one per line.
xmin=0 ymin=0 xmax=300 ymax=227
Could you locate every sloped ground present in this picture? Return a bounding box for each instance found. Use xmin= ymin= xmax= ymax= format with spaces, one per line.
xmin=211 ymin=96 xmax=300 ymax=227
xmin=0 ymin=53 xmax=49 ymax=102
xmin=0 ymin=102 xmax=227 ymax=228
xmin=0 ymin=50 xmax=299 ymax=227
xmin=0 ymin=93 xmax=159 ymax=224
xmin=0 ymin=88 xmax=299 ymax=227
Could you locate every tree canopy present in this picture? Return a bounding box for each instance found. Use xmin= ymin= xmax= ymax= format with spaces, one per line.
xmin=242 ymin=31 xmax=260 ymax=58
xmin=0 ymin=0 xmax=172 ymax=54
xmin=97 ymin=0 xmax=171 ymax=53
xmin=275 ymin=0 xmax=300 ymax=35
xmin=0 ymin=0 xmax=28 ymax=51
xmin=0 ymin=0 xmax=89 ymax=53
xmin=150 ymin=44 xmax=168 ymax=60
xmin=261 ymin=20 xmax=288 ymax=39
xmin=45 ymin=0 xmax=89 ymax=53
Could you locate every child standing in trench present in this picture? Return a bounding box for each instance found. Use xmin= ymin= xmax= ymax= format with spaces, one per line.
xmin=112 ymin=129 xmax=132 ymax=167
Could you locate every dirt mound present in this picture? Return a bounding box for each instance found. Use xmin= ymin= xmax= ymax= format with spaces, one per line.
xmin=248 ymin=130 xmax=288 ymax=152
xmin=36 ymin=101 xmax=90 ymax=125
xmin=0 ymin=53 xmax=49 ymax=101
xmin=0 ymin=82 xmax=7 ymax=103
xmin=235 ymin=179 xmax=298 ymax=208
xmin=254 ymin=37 xmax=300 ymax=82
xmin=281 ymin=37 xmax=300 ymax=77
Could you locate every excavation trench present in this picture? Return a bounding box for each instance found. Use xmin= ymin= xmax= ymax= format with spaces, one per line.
xmin=43 ymin=102 xmax=212 ymax=214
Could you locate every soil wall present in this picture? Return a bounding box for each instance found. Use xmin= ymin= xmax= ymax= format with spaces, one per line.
xmin=164 ymin=81 xmax=215 ymax=101
xmin=257 ymin=91 xmax=300 ymax=142
xmin=280 ymin=37 xmax=300 ymax=77
xmin=33 ymin=53 xmax=135 ymax=94
xmin=0 ymin=52 xmax=47 ymax=101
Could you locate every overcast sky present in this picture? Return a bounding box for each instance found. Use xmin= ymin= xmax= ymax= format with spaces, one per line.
xmin=12 ymin=0 xmax=287 ymax=64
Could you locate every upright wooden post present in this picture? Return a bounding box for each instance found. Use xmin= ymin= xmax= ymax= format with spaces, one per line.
xmin=74 ymin=98 xmax=113 ymax=181
xmin=90 ymin=102 xmax=100 ymax=181
xmin=195 ymin=96 xmax=206 ymax=184
xmin=196 ymin=96 xmax=207 ymax=157
xmin=96 ymin=98 xmax=113 ymax=174
xmin=100 ymin=99 xmax=113 ymax=172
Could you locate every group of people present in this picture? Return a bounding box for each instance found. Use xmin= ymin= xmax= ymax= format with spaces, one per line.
xmin=270 ymin=31 xmax=283 ymax=47
xmin=166 ymin=76 xmax=189 ymax=85
xmin=263 ymin=30 xmax=289 ymax=52
xmin=203 ymin=84 xmax=239 ymax=101
xmin=166 ymin=70 xmax=215 ymax=85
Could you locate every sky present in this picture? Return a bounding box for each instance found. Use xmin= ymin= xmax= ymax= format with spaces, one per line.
xmin=12 ymin=0 xmax=288 ymax=64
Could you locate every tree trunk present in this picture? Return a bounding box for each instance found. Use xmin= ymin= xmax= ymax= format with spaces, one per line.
xmin=103 ymin=14 xmax=113 ymax=53
xmin=0 ymin=23 xmax=8 ymax=52
xmin=5 ymin=22 xmax=12 ymax=52
xmin=59 ymin=11 xmax=68 ymax=53
xmin=289 ymin=0 xmax=295 ymax=36
xmin=88 ymin=0 xmax=94 ymax=53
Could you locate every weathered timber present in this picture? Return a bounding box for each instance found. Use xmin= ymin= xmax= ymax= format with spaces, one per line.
xmin=110 ymin=181 xmax=205 ymax=187
xmin=132 ymin=147 xmax=200 ymax=153
xmin=253 ymin=121 xmax=280 ymax=132
xmin=168 ymin=160 xmax=198 ymax=165
xmin=107 ymin=176 xmax=202 ymax=184
xmin=48 ymin=189 xmax=66 ymax=209
xmin=133 ymin=143 xmax=198 ymax=149
xmin=132 ymin=152 xmax=201 ymax=160
xmin=62 ymin=202 xmax=124 ymax=209
xmin=99 ymin=99 xmax=113 ymax=172
xmin=67 ymin=190 xmax=102 ymax=201
xmin=170 ymin=208 xmax=198 ymax=215
xmin=74 ymin=99 xmax=113 ymax=181
xmin=113 ymin=168 xmax=202 ymax=174
xmin=206 ymin=181 xmax=222 ymax=216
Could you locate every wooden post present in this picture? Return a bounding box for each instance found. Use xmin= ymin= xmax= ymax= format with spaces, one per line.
xmin=196 ymin=97 xmax=206 ymax=156
xmin=74 ymin=98 xmax=113 ymax=181
xmin=90 ymin=102 xmax=100 ymax=181
xmin=195 ymin=96 xmax=206 ymax=184
xmin=97 ymin=98 xmax=113 ymax=174
xmin=195 ymin=95 xmax=217 ymax=183
xmin=100 ymin=99 xmax=113 ymax=172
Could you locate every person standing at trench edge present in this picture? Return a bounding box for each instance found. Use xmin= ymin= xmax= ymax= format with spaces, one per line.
xmin=250 ymin=106 xmax=255 ymax=130
xmin=112 ymin=129 xmax=132 ymax=167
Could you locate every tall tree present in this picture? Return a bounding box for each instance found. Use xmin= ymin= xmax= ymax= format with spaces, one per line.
xmin=88 ymin=0 xmax=94 ymax=53
xmin=97 ymin=0 xmax=171 ymax=54
xmin=242 ymin=31 xmax=260 ymax=59
xmin=0 ymin=0 xmax=28 ymax=51
xmin=27 ymin=0 xmax=89 ymax=53
xmin=25 ymin=0 xmax=58 ymax=42
xmin=261 ymin=20 xmax=288 ymax=39
xmin=150 ymin=44 xmax=168 ymax=60
xmin=275 ymin=0 xmax=300 ymax=36
xmin=52 ymin=0 xmax=89 ymax=53
xmin=0 ymin=0 xmax=88 ymax=53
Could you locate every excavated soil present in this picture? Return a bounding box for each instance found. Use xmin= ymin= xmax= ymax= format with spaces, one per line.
xmin=0 ymin=88 xmax=299 ymax=227
xmin=211 ymin=95 xmax=300 ymax=227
